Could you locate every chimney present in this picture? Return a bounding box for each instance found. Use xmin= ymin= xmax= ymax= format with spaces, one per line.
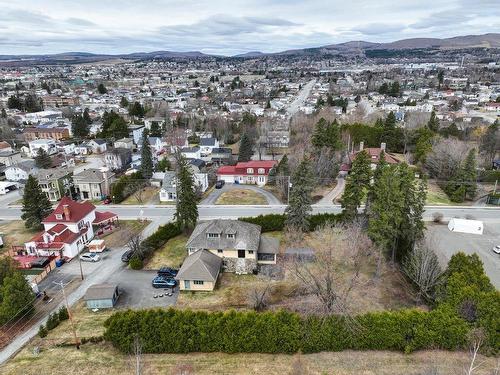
xmin=359 ymin=141 xmax=364 ymax=151
xmin=62 ymin=204 xmax=70 ymax=220
xmin=380 ymin=142 xmax=386 ymax=152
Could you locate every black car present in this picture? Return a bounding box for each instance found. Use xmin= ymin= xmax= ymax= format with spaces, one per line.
xmin=215 ymin=180 xmax=225 ymax=189
xmin=152 ymin=276 xmax=177 ymax=288
xmin=121 ymin=250 xmax=134 ymax=262
xmin=158 ymin=266 xmax=179 ymax=278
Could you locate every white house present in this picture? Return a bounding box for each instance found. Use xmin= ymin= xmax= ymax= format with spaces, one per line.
xmin=4 ymin=161 xmax=38 ymax=182
xmin=148 ymin=137 xmax=164 ymax=154
xmin=129 ymin=125 xmax=145 ymax=145
xmin=87 ymin=139 xmax=107 ymax=154
xmin=24 ymin=197 xmax=118 ymax=259
xmin=159 ymin=170 xmax=208 ymax=202
xmin=180 ymin=146 xmax=201 ymax=159
xmin=0 ymin=181 xmax=18 ymax=195
xmin=28 ymin=139 xmax=57 ymax=157
xmin=199 ymin=137 xmax=220 ymax=156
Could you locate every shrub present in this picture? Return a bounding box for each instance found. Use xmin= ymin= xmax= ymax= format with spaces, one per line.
xmin=239 ymin=213 xmax=343 ymax=233
xmin=45 ymin=312 xmax=59 ymax=331
xmin=38 ymin=324 xmax=48 ymax=338
xmin=58 ymin=306 xmax=69 ymax=321
xmin=432 ymin=212 xmax=444 ymax=223
xmin=140 ymin=222 xmax=182 ymax=260
xmin=129 ymin=255 xmax=143 ymax=270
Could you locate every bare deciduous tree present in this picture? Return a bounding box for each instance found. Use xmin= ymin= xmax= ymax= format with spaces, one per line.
xmin=128 ymin=334 xmax=142 ymax=375
xmin=249 ymin=284 xmax=270 ymax=311
xmin=289 ymin=352 xmax=309 ymax=375
xmin=289 ymin=221 xmax=373 ymax=315
xmin=402 ymin=241 xmax=443 ymax=302
xmin=464 ymin=328 xmax=486 ymax=375
xmin=425 ymin=138 xmax=470 ymax=180
xmin=126 ymin=233 xmax=143 ymax=258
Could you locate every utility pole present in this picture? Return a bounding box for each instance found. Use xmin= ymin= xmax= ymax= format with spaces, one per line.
xmin=53 ymin=281 xmax=80 ymax=349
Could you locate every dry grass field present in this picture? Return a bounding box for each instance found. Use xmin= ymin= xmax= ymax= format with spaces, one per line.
xmin=215 ymin=188 xmax=267 ymax=205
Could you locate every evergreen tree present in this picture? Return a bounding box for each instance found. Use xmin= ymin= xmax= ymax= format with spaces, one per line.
xmin=83 ymin=108 xmax=92 ymax=124
xmin=71 ymin=114 xmax=89 ymax=138
xmin=174 ymin=154 xmax=199 ymax=231
xmin=120 ymin=96 xmax=129 ymax=108
xmin=97 ymin=83 xmax=107 ymax=94
xmin=140 ymin=130 xmax=153 ymax=179
xmin=1 ymin=108 xmax=7 ymax=118
xmin=366 ymin=150 xmax=388 ymax=214
xmin=128 ymin=102 xmax=145 ymax=117
xmin=285 ymin=158 xmax=314 ymax=232
xmin=427 ymin=110 xmax=440 ymax=132
xmin=34 ymin=148 xmax=52 ymax=169
xmin=311 ymin=118 xmax=343 ymax=151
xmin=156 ymin=158 xmax=171 ymax=172
xmin=21 ymin=175 xmax=52 ymax=230
xmin=367 ymin=165 xmax=404 ymax=262
xmin=480 ymin=120 xmax=499 ymax=164
xmin=108 ymin=116 xmax=129 ymax=139
xmin=414 ymin=127 xmax=434 ymax=164
xmin=276 ymin=154 xmax=290 ymax=176
xmin=238 ymin=132 xmax=253 ymax=162
xmin=389 ymin=81 xmax=401 ymax=97
xmin=341 ymin=150 xmax=371 ymax=220
xmin=0 ymin=272 xmax=35 ymax=324
xmin=462 ymin=148 xmax=477 ymax=200
xmin=150 ymin=121 xmax=162 ymax=137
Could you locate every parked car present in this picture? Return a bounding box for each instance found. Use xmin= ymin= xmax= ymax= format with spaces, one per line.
xmin=80 ymin=252 xmax=100 ymax=262
xmin=492 ymin=245 xmax=500 ymax=255
xmin=121 ymin=250 xmax=134 ymax=262
xmin=215 ymin=180 xmax=225 ymax=189
xmin=103 ymin=196 xmax=112 ymax=204
xmin=152 ymin=276 xmax=177 ymax=288
xmin=158 ymin=266 xmax=179 ymax=278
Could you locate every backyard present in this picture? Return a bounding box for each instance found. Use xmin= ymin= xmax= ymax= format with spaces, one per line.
xmin=215 ymin=188 xmax=267 ymax=205
xmin=144 ymin=234 xmax=189 ymax=269
xmin=99 ymin=220 xmax=150 ymax=248
xmin=0 ymin=221 xmax=38 ymax=254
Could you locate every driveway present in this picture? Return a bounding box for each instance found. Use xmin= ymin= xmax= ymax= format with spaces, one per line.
xmin=427 ymin=223 xmax=500 ymax=288
xmin=317 ymin=177 xmax=345 ymax=205
xmin=201 ymin=183 xmax=281 ymax=205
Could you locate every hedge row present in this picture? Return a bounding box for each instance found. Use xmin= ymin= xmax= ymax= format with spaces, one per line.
xmin=239 ymin=213 xmax=342 ymax=233
xmin=103 ymin=306 xmax=468 ymax=354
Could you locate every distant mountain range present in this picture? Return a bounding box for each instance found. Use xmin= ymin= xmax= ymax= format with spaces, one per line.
xmin=0 ymin=33 xmax=498 ymax=64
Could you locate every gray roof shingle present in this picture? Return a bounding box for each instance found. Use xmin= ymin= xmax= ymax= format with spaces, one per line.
xmin=176 ymin=249 xmax=222 ymax=282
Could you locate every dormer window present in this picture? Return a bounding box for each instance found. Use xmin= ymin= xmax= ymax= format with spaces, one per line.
xmin=55 ymin=214 xmax=63 ymax=220
xmin=247 ymin=168 xmax=254 ymax=174
xmin=207 ymin=233 xmax=219 ymax=238
xmin=227 ymin=234 xmax=235 ymax=239
xmin=258 ymin=168 xmax=265 ymax=174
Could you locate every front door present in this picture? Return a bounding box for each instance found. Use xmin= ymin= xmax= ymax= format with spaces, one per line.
xmin=184 ymin=280 xmax=190 ymax=289
xmin=238 ymin=250 xmax=245 ymax=258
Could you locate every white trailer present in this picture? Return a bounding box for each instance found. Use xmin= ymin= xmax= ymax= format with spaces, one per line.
xmin=448 ymin=218 xmax=484 ymax=235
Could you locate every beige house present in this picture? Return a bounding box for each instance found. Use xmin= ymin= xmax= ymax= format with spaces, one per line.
xmin=184 ymin=219 xmax=279 ymax=278
xmin=176 ymin=249 xmax=222 ymax=291
xmin=73 ymin=168 xmax=115 ymax=200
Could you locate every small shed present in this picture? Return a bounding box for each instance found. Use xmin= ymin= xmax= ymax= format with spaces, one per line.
xmin=88 ymin=239 xmax=106 ymax=253
xmin=448 ymin=218 xmax=484 ymax=235
xmin=84 ymin=283 xmax=119 ymax=309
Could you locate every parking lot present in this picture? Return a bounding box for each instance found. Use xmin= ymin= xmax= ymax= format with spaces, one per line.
xmin=38 ymin=248 xmax=178 ymax=309
xmin=427 ymin=222 xmax=500 ymax=288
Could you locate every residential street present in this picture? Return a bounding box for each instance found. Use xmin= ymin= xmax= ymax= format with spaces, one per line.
xmin=286 ymin=79 xmax=316 ymax=116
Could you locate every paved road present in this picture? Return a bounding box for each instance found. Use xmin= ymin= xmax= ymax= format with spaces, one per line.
xmin=200 ymin=184 xmax=281 ymax=205
xmin=317 ymin=177 xmax=346 ymax=206
xmin=0 ymin=219 xmax=165 ymax=365
xmin=287 ymin=79 xmax=316 ymax=116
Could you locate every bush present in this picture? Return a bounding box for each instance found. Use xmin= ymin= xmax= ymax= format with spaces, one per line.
xmin=38 ymin=324 xmax=48 ymax=338
xmin=45 ymin=312 xmax=59 ymax=331
xmin=129 ymin=255 xmax=143 ymax=270
xmin=432 ymin=212 xmax=444 ymax=223
xmin=58 ymin=306 xmax=69 ymax=321
xmin=111 ymin=171 xmax=144 ymax=203
xmin=239 ymin=213 xmax=343 ymax=233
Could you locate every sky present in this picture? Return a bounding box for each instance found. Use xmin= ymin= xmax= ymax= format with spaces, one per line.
xmin=0 ymin=0 xmax=498 ymax=56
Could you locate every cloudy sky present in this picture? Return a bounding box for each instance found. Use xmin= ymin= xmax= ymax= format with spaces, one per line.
xmin=0 ymin=0 xmax=498 ymax=55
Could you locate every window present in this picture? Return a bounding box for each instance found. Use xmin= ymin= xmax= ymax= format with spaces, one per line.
xmin=194 ymin=280 xmax=204 ymax=285
xmin=248 ymin=250 xmax=254 ymax=255
xmin=217 ymin=249 xmax=223 ymax=254
xmin=246 ymin=168 xmax=254 ymax=174
xmin=258 ymin=168 xmax=265 ymax=174
xmin=227 ymin=234 xmax=234 ymax=239
xmin=55 ymin=214 xmax=62 ymax=220
xmin=207 ymin=233 xmax=219 ymax=238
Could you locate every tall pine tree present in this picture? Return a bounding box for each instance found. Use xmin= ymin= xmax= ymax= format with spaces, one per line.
xmin=462 ymin=148 xmax=477 ymax=200
xmin=21 ymin=175 xmax=52 ymax=230
xmin=285 ymin=158 xmax=314 ymax=231
xmin=341 ymin=150 xmax=371 ymax=220
xmin=34 ymin=148 xmax=52 ymax=169
xmin=427 ymin=110 xmax=440 ymax=132
xmin=174 ymin=153 xmax=198 ymax=231
xmin=0 ymin=272 xmax=35 ymax=324
xmin=238 ymin=132 xmax=253 ymax=162
xmin=140 ymin=129 xmax=153 ymax=179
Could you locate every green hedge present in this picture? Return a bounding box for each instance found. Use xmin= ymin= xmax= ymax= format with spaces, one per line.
xmin=104 ymin=306 xmax=468 ymax=354
xmin=239 ymin=213 xmax=342 ymax=233
xmin=141 ymin=222 xmax=182 ymax=256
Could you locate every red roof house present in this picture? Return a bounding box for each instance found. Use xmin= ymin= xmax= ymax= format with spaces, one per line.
xmin=217 ymin=160 xmax=277 ymax=186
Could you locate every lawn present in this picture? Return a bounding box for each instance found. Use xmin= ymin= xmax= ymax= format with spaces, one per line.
xmin=2 ymin=343 xmax=497 ymax=375
xmin=215 ymin=188 xmax=267 ymax=205
xmin=100 ymin=220 xmax=150 ymax=248
xmin=144 ymin=234 xmax=189 ymax=270
xmin=121 ymin=186 xmax=159 ymax=205
xmin=0 ymin=221 xmax=39 ymax=254
xmin=426 ymin=182 xmax=454 ymax=205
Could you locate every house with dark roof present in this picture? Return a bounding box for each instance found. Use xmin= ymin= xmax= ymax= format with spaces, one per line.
xmin=73 ymin=168 xmax=115 ymax=200
xmin=87 ymin=139 xmax=107 ymax=154
xmin=35 ymin=168 xmax=73 ymax=202
xmin=199 ymin=137 xmax=220 ymax=156
xmin=185 ymin=219 xmax=279 ymax=278
xmin=23 ymin=197 xmax=117 ymax=259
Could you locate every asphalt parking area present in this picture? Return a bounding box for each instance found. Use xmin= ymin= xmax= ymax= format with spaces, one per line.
xmin=426 ymin=223 xmax=500 ymax=288
xmin=107 ymin=269 xmax=178 ymax=309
